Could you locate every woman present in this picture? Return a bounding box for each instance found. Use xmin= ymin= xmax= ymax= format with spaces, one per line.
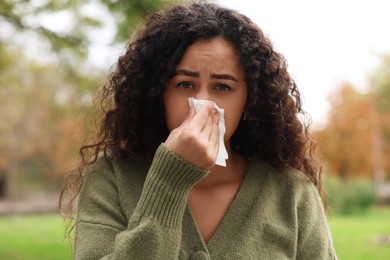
xmin=60 ymin=2 xmax=337 ymax=259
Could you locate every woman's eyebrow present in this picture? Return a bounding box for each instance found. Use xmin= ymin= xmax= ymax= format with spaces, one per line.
xmin=174 ymin=69 xmax=238 ymax=82
xmin=210 ymin=73 xmax=238 ymax=82
xmin=174 ymin=69 xmax=199 ymax=77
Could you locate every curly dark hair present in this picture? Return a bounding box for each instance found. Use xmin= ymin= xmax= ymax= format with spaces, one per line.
xmin=60 ymin=2 xmax=325 ymax=228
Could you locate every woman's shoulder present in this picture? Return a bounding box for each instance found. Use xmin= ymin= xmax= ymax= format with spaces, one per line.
xmin=250 ymin=158 xmax=317 ymax=197
xmin=79 ymin=151 xmax=151 ymax=217
xmin=81 ymin=151 xmax=151 ymax=192
xmin=249 ymin=158 xmax=324 ymax=216
xmin=85 ymin=150 xmax=151 ymax=173
xmin=252 ymin=158 xmax=311 ymax=182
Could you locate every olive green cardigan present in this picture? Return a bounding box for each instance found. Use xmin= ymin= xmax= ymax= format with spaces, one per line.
xmin=75 ymin=144 xmax=337 ymax=259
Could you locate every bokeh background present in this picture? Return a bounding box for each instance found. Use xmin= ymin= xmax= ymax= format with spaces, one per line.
xmin=0 ymin=0 xmax=389 ymax=259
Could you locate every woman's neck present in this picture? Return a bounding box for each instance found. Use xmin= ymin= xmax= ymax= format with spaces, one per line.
xmin=193 ymin=144 xmax=249 ymax=189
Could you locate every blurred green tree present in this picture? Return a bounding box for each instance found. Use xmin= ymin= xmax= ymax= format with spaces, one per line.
xmin=0 ymin=0 xmax=181 ymax=199
xmin=371 ymin=55 xmax=390 ymax=112
xmin=0 ymin=0 xmax=177 ymax=61
xmin=370 ymin=55 xmax=390 ymax=184
xmin=100 ymin=0 xmax=178 ymax=42
xmin=0 ymin=47 xmax=101 ymax=198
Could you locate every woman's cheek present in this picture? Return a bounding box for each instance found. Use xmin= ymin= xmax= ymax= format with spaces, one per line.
xmin=165 ymin=101 xmax=190 ymax=131
xmin=223 ymin=109 xmax=243 ymax=142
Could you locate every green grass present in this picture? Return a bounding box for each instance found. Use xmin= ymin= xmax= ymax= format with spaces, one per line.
xmin=329 ymin=206 xmax=390 ymax=259
xmin=0 ymin=214 xmax=72 ymax=260
xmin=0 ymin=207 xmax=390 ymax=259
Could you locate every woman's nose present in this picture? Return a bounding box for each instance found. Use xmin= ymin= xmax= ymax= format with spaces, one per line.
xmin=194 ymin=86 xmax=211 ymax=101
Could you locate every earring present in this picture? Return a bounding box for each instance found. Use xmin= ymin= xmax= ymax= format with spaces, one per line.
xmin=241 ymin=111 xmax=246 ymax=121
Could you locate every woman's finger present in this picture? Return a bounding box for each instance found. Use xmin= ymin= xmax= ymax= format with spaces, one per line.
xmin=209 ymin=111 xmax=220 ymax=159
xmin=198 ymin=109 xmax=214 ymax=142
xmin=198 ymin=105 xmax=218 ymax=142
xmin=164 ymin=102 xmax=220 ymax=169
xmin=180 ymin=107 xmax=196 ymax=127
xmin=187 ymin=103 xmax=213 ymax=132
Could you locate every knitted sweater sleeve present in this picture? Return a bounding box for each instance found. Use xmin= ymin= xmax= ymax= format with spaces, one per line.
xmin=74 ymin=144 xmax=208 ymax=259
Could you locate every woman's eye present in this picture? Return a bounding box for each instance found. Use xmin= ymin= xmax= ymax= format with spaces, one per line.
xmin=177 ymin=82 xmax=193 ymax=89
xmin=215 ymin=84 xmax=232 ymax=91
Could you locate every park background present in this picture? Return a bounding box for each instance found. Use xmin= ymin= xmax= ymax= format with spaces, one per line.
xmin=0 ymin=0 xmax=390 ymax=259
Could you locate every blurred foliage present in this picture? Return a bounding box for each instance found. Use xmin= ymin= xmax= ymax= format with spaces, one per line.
xmin=370 ymin=55 xmax=390 ymax=183
xmin=0 ymin=0 xmax=177 ymax=60
xmin=316 ymin=75 xmax=390 ymax=182
xmin=326 ymin=177 xmax=377 ymax=215
xmin=1 ymin=0 xmax=94 ymax=60
xmin=0 ymin=46 xmax=102 ymax=197
xmin=0 ymin=0 xmax=182 ymax=198
xmin=100 ymin=0 xmax=180 ymax=42
xmin=316 ymin=84 xmax=379 ymax=178
xmin=371 ymin=54 xmax=390 ymax=112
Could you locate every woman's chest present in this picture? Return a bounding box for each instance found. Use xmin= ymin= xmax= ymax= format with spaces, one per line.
xmin=179 ymin=206 xmax=297 ymax=260
xmin=188 ymin=184 xmax=240 ymax=244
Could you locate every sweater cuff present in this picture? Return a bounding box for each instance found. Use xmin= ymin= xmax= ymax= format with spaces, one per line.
xmin=135 ymin=144 xmax=209 ymax=228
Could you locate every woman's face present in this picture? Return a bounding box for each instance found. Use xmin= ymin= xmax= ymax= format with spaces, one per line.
xmin=163 ymin=37 xmax=248 ymax=144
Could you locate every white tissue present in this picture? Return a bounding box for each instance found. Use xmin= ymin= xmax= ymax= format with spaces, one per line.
xmin=188 ymin=97 xmax=228 ymax=167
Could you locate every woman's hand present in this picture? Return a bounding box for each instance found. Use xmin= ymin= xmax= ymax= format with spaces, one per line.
xmin=164 ymin=103 xmax=220 ymax=170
